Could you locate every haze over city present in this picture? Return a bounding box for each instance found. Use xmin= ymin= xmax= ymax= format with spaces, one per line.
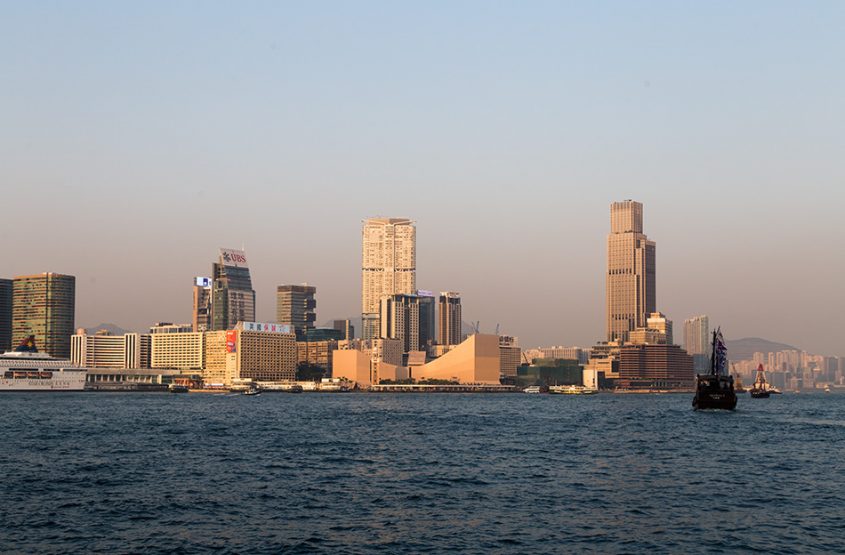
xmin=2 ymin=2 xmax=843 ymax=355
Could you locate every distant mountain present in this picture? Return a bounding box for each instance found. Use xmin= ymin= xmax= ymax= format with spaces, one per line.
xmin=726 ymin=337 xmax=799 ymax=362
xmin=83 ymin=323 xmax=131 ymax=336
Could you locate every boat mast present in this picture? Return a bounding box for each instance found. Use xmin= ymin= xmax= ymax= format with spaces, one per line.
xmin=709 ymin=329 xmax=718 ymax=376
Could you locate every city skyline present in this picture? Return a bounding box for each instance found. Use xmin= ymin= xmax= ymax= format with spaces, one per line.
xmin=2 ymin=3 xmax=843 ymax=355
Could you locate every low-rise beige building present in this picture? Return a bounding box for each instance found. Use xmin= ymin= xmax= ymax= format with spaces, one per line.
xmin=151 ymin=332 xmax=204 ymax=371
xmin=413 ymin=334 xmax=501 ymax=384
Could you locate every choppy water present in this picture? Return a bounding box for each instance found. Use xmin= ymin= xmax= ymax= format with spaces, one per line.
xmin=1 ymin=391 xmax=843 ymax=554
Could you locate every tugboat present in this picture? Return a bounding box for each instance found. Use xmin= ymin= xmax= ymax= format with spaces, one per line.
xmin=692 ymin=328 xmax=737 ymax=410
xmin=749 ymin=364 xmax=771 ymax=398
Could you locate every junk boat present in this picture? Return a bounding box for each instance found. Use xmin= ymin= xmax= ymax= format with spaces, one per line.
xmin=0 ymin=336 xmax=87 ymax=392
xmin=749 ymin=364 xmax=772 ymax=398
xmin=692 ymin=328 xmax=737 ymax=410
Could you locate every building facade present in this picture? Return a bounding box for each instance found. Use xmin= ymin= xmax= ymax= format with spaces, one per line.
xmin=499 ymin=335 xmax=521 ymax=378
xmin=606 ymin=201 xmax=656 ymax=343
xmin=361 ymin=217 xmax=416 ymax=340
xmin=150 ymin=332 xmax=205 ymax=371
xmin=211 ymin=248 xmax=256 ymax=331
xmin=438 ymin=291 xmax=462 ymax=346
xmin=71 ymin=330 xmax=151 ymax=369
xmin=228 ymin=322 xmax=297 ymax=382
xmin=192 ymin=277 xmax=212 ymax=332
xmin=12 ymin=273 xmax=75 ymax=359
xmin=646 ymin=312 xmax=673 ymax=345
xmin=683 ymin=315 xmax=709 ymax=356
xmin=417 ymin=291 xmax=436 ymax=349
xmin=276 ymin=285 xmax=317 ymax=336
xmin=617 ymin=344 xmax=694 ymax=390
xmin=0 ymin=278 xmax=11 ymax=352
xmin=149 ymin=322 xmax=193 ymax=334
xmin=379 ymin=294 xmax=420 ymax=353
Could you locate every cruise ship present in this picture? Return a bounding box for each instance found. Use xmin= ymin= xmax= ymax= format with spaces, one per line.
xmin=0 ymin=336 xmax=87 ymax=392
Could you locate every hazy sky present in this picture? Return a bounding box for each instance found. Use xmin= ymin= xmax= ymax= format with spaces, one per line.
xmin=2 ymin=2 xmax=843 ymax=355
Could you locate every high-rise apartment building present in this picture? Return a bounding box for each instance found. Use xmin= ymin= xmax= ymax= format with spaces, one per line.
xmin=211 ymin=248 xmax=256 ymax=331
xmin=12 ymin=273 xmax=76 ymax=359
xmin=276 ymin=285 xmax=316 ymax=336
xmin=0 ymin=278 xmax=11 ymax=352
xmin=361 ymin=218 xmax=416 ymax=340
xmin=192 ymin=277 xmax=212 ymax=332
xmin=379 ymin=294 xmax=420 ymax=354
xmin=606 ymin=200 xmax=656 ymax=342
xmin=683 ymin=315 xmax=710 ymax=356
xmin=150 ymin=332 xmax=205 ymax=371
xmin=438 ymin=291 xmax=462 ymax=346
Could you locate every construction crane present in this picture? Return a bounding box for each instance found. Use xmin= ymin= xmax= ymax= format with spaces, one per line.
xmin=472 ymin=321 xmax=480 ymax=334
xmin=495 ymin=323 xmax=500 ymax=336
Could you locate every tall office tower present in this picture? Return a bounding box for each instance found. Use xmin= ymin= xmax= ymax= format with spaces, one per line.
xmin=332 ymin=319 xmax=355 ymax=341
xmin=417 ymin=291 xmax=436 ymax=350
xmin=606 ymin=200 xmax=656 ymax=342
xmin=438 ymin=291 xmax=462 ymax=346
xmin=12 ymin=273 xmax=76 ymax=358
xmin=0 ymin=278 xmax=11 ymax=352
xmin=276 ymin=285 xmax=317 ymax=337
xmin=379 ymin=294 xmax=420 ymax=354
xmin=683 ymin=315 xmax=710 ymax=356
xmin=361 ymin=217 xmax=416 ymax=340
xmin=192 ymin=277 xmax=212 ymax=332
xmin=211 ymin=248 xmax=255 ymax=331
xmin=646 ymin=312 xmax=673 ymax=345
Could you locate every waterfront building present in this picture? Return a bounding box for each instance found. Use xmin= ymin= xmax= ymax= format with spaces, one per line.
xmin=150 ymin=332 xmax=204 ymax=371
xmin=192 ymin=277 xmax=212 ymax=332
xmin=646 ymin=312 xmax=673 ymax=345
xmin=297 ymin=339 xmax=339 ymax=372
xmin=211 ymin=248 xmax=256 ymax=331
xmin=617 ymin=344 xmax=694 ymax=390
xmin=71 ymin=329 xmax=151 ymax=369
xmin=517 ymin=358 xmax=582 ymax=388
xmin=225 ymin=321 xmax=297 ymax=383
xmin=683 ymin=315 xmax=709 ymax=356
xmin=499 ymin=335 xmax=521 ymax=378
xmin=203 ymin=330 xmax=231 ymax=386
xmin=12 ymin=273 xmax=75 ymax=359
xmin=0 ymin=278 xmax=11 ymax=352
xmin=149 ymin=322 xmax=193 ymax=334
xmin=438 ymin=291 xmax=462 ymax=346
xmin=276 ymin=285 xmax=317 ymax=336
xmin=361 ymin=217 xmax=416 ymax=340
xmin=331 ymin=319 xmax=354 ymax=340
xmin=379 ymin=294 xmax=420 ymax=353
xmin=606 ymin=200 xmax=656 ymax=342
xmin=417 ymin=290 xmax=436 ymax=349
xmin=412 ymin=334 xmax=501 ymax=385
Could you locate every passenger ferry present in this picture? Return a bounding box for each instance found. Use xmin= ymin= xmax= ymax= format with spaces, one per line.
xmin=0 ymin=336 xmax=87 ymax=392
xmin=549 ymin=385 xmax=598 ymax=395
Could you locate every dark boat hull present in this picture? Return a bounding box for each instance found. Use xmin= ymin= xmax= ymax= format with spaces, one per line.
xmin=749 ymin=389 xmax=770 ymax=398
xmin=693 ymin=375 xmax=737 ymax=410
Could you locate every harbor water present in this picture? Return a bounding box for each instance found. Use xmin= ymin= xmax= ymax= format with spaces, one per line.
xmin=1 ymin=392 xmax=843 ymax=553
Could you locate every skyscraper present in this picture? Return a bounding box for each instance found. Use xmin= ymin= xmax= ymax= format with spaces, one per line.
xmin=606 ymin=200 xmax=656 ymax=342
xmin=211 ymin=249 xmax=255 ymax=331
xmin=276 ymin=285 xmax=317 ymax=337
xmin=12 ymin=273 xmax=76 ymax=358
xmin=683 ymin=315 xmax=710 ymax=356
xmin=361 ymin=217 xmax=416 ymax=340
xmin=417 ymin=290 xmax=436 ymax=350
xmin=192 ymin=277 xmax=212 ymax=332
xmin=379 ymin=294 xmax=420 ymax=354
xmin=0 ymin=278 xmax=11 ymax=352
xmin=438 ymin=291 xmax=462 ymax=346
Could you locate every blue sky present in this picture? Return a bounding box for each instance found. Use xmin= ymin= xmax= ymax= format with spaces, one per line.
xmin=1 ymin=1 xmax=843 ymax=354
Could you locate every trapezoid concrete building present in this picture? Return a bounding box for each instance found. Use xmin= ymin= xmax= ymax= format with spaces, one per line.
xmin=361 ymin=217 xmax=416 ymax=340
xmin=606 ymin=200 xmax=656 ymax=343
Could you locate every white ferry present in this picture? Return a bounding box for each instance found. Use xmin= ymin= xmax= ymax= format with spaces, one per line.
xmin=0 ymin=336 xmax=87 ymax=392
